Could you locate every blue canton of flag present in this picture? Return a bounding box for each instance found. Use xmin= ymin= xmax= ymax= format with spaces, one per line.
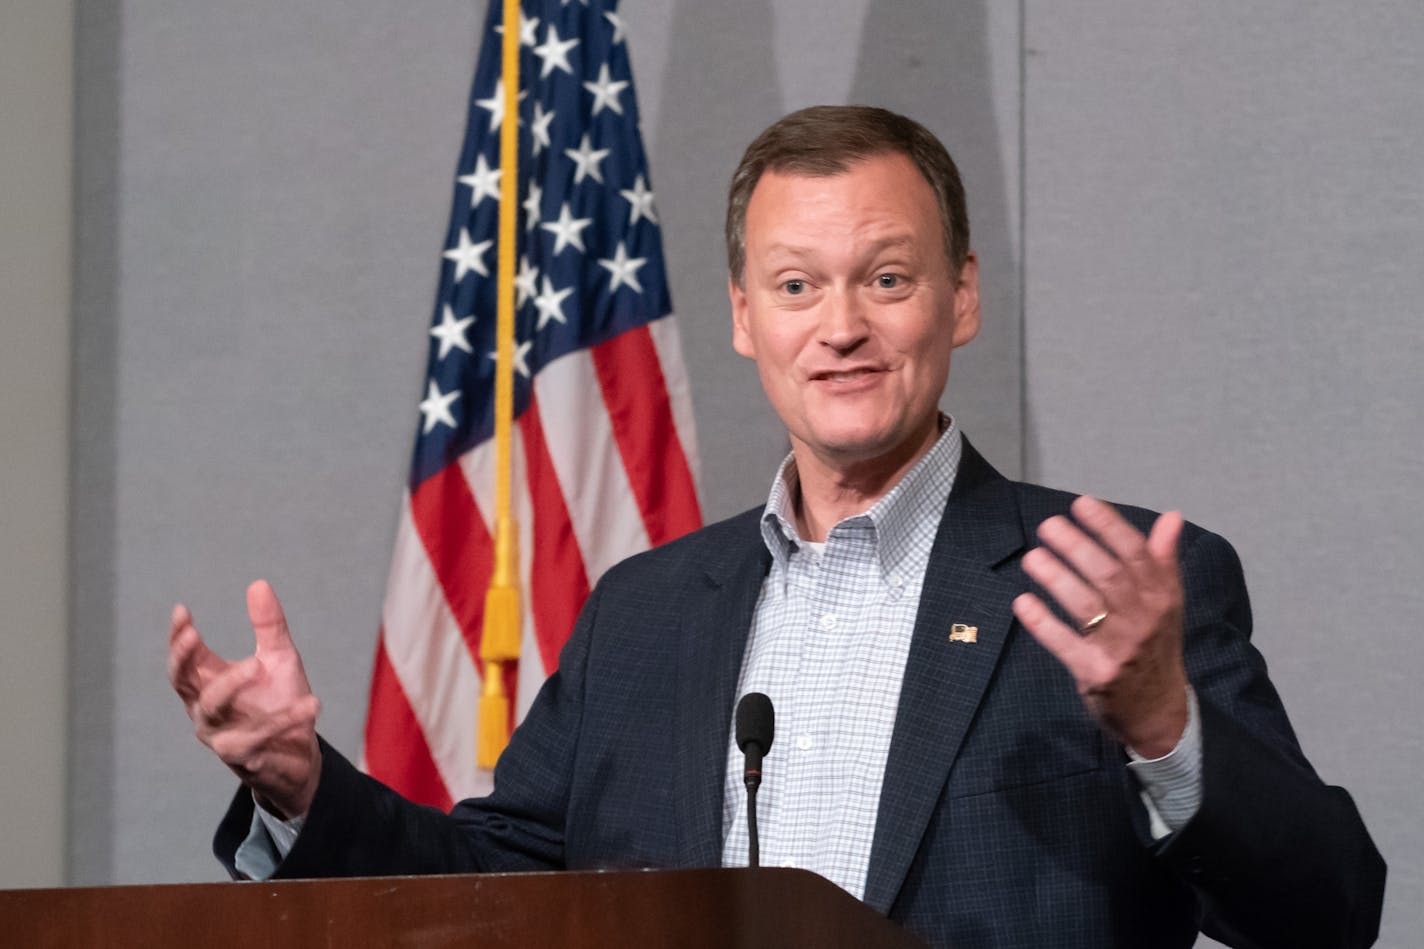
xmin=413 ymin=0 xmax=670 ymax=486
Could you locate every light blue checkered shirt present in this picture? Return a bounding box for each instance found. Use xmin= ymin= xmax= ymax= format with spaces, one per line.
xmin=718 ymin=423 xmax=1200 ymax=899
xmin=720 ymin=423 xmax=966 ymax=899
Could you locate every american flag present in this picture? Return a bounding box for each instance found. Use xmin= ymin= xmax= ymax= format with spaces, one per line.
xmin=363 ymin=0 xmax=703 ymax=809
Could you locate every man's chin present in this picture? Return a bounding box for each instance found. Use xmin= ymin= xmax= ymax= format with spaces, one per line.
xmin=796 ymin=420 xmax=941 ymax=475
xmin=806 ymin=430 xmax=908 ymax=467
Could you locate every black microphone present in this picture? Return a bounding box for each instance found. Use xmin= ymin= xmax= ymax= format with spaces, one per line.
xmin=735 ymin=692 xmax=775 ymax=868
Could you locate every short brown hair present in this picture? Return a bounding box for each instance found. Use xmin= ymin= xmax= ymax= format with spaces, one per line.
xmin=726 ymin=105 xmax=970 ymax=286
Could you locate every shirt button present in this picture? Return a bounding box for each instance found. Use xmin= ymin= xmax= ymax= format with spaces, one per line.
xmin=779 ymin=858 xmax=796 ymax=868
xmin=796 ymin=735 xmax=813 ymax=751
xmin=818 ymin=613 xmax=837 ymax=631
xmin=887 ymin=572 xmax=903 ymax=587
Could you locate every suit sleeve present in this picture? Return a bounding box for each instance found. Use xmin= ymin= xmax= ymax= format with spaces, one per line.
xmin=1150 ymin=528 xmax=1385 ymax=948
xmin=213 ymin=581 xmax=605 ymax=879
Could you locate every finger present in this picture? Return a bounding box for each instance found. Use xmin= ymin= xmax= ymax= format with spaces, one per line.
xmin=1070 ymin=496 xmax=1157 ymax=582
xmin=285 ymin=693 xmax=322 ymax=728
xmin=262 ymin=693 xmax=322 ymax=735
xmin=167 ymin=620 xmax=226 ymax=700
xmin=208 ymin=694 xmax=320 ymax=766
xmin=1013 ymin=592 xmax=1097 ymax=678
xmin=1020 ymin=547 xmax=1107 ymax=628
xmin=1146 ymin=510 xmax=1184 ymax=572
xmin=1035 ymin=514 xmax=1125 ymax=595
xmin=194 ymin=655 xmax=263 ymax=727
xmin=167 ymin=625 xmax=205 ymax=696
xmin=169 ymin=603 xmax=192 ymax=645
xmin=247 ymin=579 xmax=296 ymax=655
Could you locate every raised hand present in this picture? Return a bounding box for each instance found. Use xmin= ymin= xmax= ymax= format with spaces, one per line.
xmin=1012 ymin=496 xmax=1190 ymax=758
xmin=168 ymin=580 xmax=322 ymax=818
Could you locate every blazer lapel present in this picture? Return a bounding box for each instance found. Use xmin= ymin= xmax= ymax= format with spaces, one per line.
xmin=672 ymin=510 xmax=771 ymax=867
xmin=863 ymin=441 xmax=1028 ymax=913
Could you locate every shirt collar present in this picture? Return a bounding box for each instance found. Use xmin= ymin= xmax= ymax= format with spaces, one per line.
xmin=760 ymin=420 xmax=963 ymax=579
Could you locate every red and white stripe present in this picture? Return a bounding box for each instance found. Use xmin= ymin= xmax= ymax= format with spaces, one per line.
xmin=362 ymin=321 xmax=702 ymax=808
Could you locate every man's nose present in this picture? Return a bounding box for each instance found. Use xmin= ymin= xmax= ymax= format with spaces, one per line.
xmin=817 ymin=286 xmax=869 ymax=352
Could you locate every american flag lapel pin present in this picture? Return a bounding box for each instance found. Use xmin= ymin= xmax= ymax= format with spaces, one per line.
xmin=949 ymin=623 xmax=978 ymax=644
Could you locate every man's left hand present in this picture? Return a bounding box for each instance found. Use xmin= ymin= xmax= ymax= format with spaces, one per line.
xmin=1012 ymin=496 xmax=1189 ymax=758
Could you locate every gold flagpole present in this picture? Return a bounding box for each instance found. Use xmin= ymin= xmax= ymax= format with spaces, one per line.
xmin=477 ymin=0 xmax=524 ymax=769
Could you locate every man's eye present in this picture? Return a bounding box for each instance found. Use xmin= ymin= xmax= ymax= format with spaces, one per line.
xmin=783 ymin=279 xmax=806 ymax=295
xmin=877 ymin=273 xmax=901 ymax=289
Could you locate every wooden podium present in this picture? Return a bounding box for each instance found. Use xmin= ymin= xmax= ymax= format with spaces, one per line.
xmin=0 ymin=867 xmax=927 ymax=947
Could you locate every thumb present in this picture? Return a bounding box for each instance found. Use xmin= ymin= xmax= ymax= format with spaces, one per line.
xmin=247 ymin=579 xmax=296 ymax=654
xmin=1147 ymin=510 xmax=1184 ymax=570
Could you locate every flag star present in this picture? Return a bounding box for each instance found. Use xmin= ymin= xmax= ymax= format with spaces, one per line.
xmin=514 ymin=255 xmax=539 ymax=308
xmin=529 ymin=102 xmax=556 ymax=156
xmin=522 ymin=181 xmax=544 ymax=232
xmin=490 ymin=339 xmax=534 ymax=379
xmin=619 ymin=174 xmax=658 ymax=226
xmin=564 ymin=133 xmax=611 ymax=185
xmin=493 ymin=14 xmax=540 ymax=47
xmin=541 ymin=202 xmax=593 ymax=255
xmin=429 ymin=304 xmax=475 ymax=359
xmin=533 ymin=275 xmax=575 ymax=329
xmin=533 ymin=25 xmax=579 ymax=79
xmin=417 ymin=379 xmax=460 ymax=434
xmin=604 ymin=11 xmax=627 ymax=45
xmin=475 ymin=79 xmax=526 ymax=133
xmin=442 ymin=228 xmax=493 ymax=281
xmin=597 ymin=241 xmax=648 ymax=294
xmin=582 ymin=63 xmax=629 ymax=117
xmin=457 ymin=154 xmax=502 ymax=209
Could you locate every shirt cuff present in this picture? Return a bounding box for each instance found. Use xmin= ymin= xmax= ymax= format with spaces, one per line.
xmin=1125 ymin=686 xmax=1202 ymax=840
xmin=233 ymin=794 xmax=306 ymax=880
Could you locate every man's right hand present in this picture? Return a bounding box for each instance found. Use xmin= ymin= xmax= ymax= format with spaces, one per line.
xmin=168 ymin=579 xmax=322 ymax=819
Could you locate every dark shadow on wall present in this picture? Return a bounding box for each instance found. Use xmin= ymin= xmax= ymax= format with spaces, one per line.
xmin=67 ymin=0 xmax=122 ymax=886
xmin=649 ymin=0 xmax=792 ymax=521
xmin=849 ymin=0 xmax=1023 ymax=477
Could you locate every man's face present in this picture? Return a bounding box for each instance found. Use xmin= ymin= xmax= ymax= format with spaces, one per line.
xmin=729 ymin=152 xmax=980 ymax=472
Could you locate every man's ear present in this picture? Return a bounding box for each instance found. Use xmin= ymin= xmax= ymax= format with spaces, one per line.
xmin=729 ymin=275 xmax=756 ymax=358
xmin=951 ymin=251 xmax=981 ymax=348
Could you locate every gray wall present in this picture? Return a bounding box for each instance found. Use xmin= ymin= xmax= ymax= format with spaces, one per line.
xmin=3 ymin=0 xmax=1415 ymax=942
xmin=1023 ymin=6 xmax=1424 ymax=944
xmin=0 ymin=0 xmax=72 ymax=888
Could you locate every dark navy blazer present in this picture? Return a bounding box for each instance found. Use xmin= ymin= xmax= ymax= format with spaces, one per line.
xmin=218 ymin=442 xmax=1385 ymax=948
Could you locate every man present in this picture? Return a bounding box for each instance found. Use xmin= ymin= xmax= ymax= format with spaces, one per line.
xmin=169 ymin=106 xmax=1385 ymax=947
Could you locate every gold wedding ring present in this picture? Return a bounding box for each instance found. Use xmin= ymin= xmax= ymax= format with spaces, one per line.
xmin=1082 ymin=611 xmax=1109 ymax=633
